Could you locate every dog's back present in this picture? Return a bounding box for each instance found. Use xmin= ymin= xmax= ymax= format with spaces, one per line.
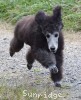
xmin=14 ymin=15 xmax=36 ymax=45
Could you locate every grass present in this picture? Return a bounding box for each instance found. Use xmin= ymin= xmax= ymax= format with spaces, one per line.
xmin=0 ymin=73 xmax=70 ymax=100
xmin=0 ymin=0 xmax=81 ymax=31
xmin=0 ymin=84 xmax=69 ymax=100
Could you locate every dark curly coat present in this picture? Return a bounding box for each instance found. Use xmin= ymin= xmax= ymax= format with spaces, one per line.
xmin=9 ymin=6 xmax=64 ymax=87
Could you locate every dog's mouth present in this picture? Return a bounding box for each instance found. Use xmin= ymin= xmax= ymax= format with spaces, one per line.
xmin=50 ymin=50 xmax=57 ymax=54
xmin=52 ymin=50 xmax=56 ymax=54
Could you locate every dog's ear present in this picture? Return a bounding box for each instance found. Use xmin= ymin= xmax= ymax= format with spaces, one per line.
xmin=35 ymin=11 xmax=46 ymax=25
xmin=53 ymin=6 xmax=62 ymax=21
xmin=53 ymin=6 xmax=63 ymax=30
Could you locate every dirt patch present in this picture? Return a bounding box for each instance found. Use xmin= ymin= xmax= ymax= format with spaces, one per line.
xmin=0 ymin=22 xmax=81 ymax=100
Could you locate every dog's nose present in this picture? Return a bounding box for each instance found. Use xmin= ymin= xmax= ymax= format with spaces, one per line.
xmin=50 ymin=47 xmax=55 ymax=51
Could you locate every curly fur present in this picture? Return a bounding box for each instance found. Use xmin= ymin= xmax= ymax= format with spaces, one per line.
xmin=9 ymin=6 xmax=64 ymax=87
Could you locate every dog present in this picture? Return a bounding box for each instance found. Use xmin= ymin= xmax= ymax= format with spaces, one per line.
xmin=9 ymin=6 xmax=64 ymax=87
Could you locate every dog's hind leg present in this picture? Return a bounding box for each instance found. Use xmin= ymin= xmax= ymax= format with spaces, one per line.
xmin=26 ymin=48 xmax=35 ymax=70
xmin=9 ymin=37 xmax=24 ymax=57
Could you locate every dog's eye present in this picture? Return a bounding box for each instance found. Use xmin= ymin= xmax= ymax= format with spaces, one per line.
xmin=55 ymin=34 xmax=58 ymax=37
xmin=46 ymin=34 xmax=50 ymax=38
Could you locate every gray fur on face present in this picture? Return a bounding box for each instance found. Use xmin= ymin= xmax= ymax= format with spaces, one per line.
xmin=45 ymin=31 xmax=59 ymax=53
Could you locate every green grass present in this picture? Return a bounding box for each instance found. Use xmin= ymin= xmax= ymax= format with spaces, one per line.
xmin=0 ymin=0 xmax=81 ymax=31
xmin=0 ymin=84 xmax=69 ymax=100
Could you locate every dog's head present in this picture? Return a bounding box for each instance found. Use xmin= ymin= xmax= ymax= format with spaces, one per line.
xmin=35 ymin=6 xmax=63 ymax=53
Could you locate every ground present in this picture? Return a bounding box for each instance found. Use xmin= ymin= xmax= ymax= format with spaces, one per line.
xmin=0 ymin=21 xmax=81 ymax=100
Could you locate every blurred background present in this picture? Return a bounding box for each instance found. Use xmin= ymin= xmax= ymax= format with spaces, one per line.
xmin=0 ymin=0 xmax=81 ymax=31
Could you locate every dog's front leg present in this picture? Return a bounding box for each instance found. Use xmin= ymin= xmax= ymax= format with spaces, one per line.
xmin=33 ymin=49 xmax=58 ymax=74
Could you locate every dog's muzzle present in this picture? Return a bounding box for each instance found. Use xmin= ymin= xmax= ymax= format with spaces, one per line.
xmin=50 ymin=47 xmax=57 ymax=53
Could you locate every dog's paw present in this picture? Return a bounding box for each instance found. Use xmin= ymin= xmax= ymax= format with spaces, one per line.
xmin=49 ymin=64 xmax=58 ymax=74
xmin=54 ymin=81 xmax=61 ymax=87
xmin=27 ymin=64 xmax=32 ymax=70
xmin=9 ymin=47 xmax=15 ymax=57
xmin=10 ymin=51 xmax=14 ymax=57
